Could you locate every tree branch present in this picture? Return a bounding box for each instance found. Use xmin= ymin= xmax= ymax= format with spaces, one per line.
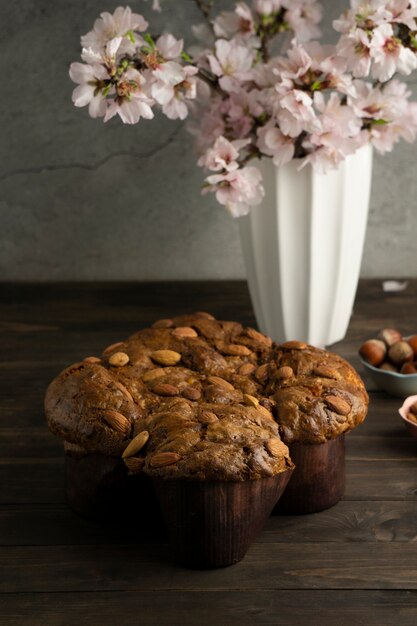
xmin=193 ymin=0 xmax=214 ymax=31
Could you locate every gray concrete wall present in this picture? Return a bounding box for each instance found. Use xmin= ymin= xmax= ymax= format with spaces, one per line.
xmin=1 ymin=0 xmax=416 ymax=281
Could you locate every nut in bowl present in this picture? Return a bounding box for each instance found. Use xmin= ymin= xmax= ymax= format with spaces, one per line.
xmin=399 ymin=396 xmax=417 ymax=439
xmin=359 ymin=330 xmax=417 ymax=398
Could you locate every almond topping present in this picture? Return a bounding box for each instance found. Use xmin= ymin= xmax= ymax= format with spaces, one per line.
xmin=199 ymin=411 xmax=218 ymax=425
xmin=221 ymin=344 xmax=252 ymax=357
xmin=255 ymin=363 xmax=269 ymax=382
xmin=153 ymin=383 xmax=179 ymax=397
xmin=195 ymin=312 xmax=215 ymax=320
xmin=182 ymin=386 xmax=201 ymax=401
xmin=122 ymin=431 xmax=149 ymax=458
xmin=108 ymin=351 xmax=130 ymax=367
xmin=124 ymin=457 xmax=145 ymax=474
xmin=83 ymin=356 xmax=102 ymax=364
xmin=257 ymin=405 xmax=275 ymax=421
xmin=142 ymin=368 xmax=166 ymax=382
xmin=102 ymin=410 xmax=131 ymax=435
xmin=276 ymin=366 xmax=294 ymax=381
xmin=313 ymin=366 xmax=339 ymax=379
xmin=324 ymin=395 xmax=352 ymax=416
xmin=114 ymin=381 xmax=134 ymax=403
xmin=207 ymin=376 xmax=234 ymax=391
xmin=247 ymin=328 xmax=272 ymax=347
xmin=152 ymin=319 xmax=173 ymax=329
xmin=238 ymin=363 xmax=256 ymax=376
xmin=266 ymin=438 xmax=288 ymax=458
xmin=281 ymin=341 xmax=307 ymax=350
xmin=172 ymin=326 xmax=198 ymax=339
xmin=103 ymin=341 xmax=127 ymax=355
xmin=150 ymin=452 xmax=182 ymax=468
xmin=243 ymin=394 xmax=259 ymax=408
xmin=151 ymin=350 xmax=181 ymax=366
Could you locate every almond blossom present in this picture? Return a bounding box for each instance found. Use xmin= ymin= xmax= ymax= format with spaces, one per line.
xmin=70 ymin=2 xmax=417 ymax=216
xmin=208 ymin=39 xmax=255 ymax=92
xmin=370 ymin=23 xmax=417 ymax=80
xmin=204 ymin=166 xmax=264 ymax=217
xmin=81 ymin=6 xmax=148 ymax=53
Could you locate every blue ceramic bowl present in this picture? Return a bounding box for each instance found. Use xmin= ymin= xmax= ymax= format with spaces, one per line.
xmin=360 ymin=359 xmax=417 ymax=398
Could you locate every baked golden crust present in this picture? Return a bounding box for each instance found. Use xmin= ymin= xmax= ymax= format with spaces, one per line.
xmin=266 ymin=343 xmax=369 ymax=444
xmin=44 ymin=314 xmax=368 ymax=479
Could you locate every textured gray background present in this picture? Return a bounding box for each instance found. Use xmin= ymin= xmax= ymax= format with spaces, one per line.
xmin=1 ymin=0 xmax=416 ymax=281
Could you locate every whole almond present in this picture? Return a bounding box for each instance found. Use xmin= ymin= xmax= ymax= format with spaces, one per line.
xmin=276 ymin=366 xmax=294 ymax=381
xmin=172 ymin=326 xmax=198 ymax=339
xmin=243 ymin=393 xmax=259 ymax=408
xmin=152 ymin=319 xmax=173 ymax=329
xmin=207 ymin=376 xmax=235 ymax=391
xmin=124 ymin=457 xmax=145 ymax=473
xmin=195 ymin=312 xmax=215 ymax=320
xmin=281 ymin=341 xmax=307 ymax=350
xmin=122 ymin=431 xmax=149 ymax=458
xmin=255 ymin=363 xmax=269 ymax=382
xmin=103 ymin=410 xmax=131 ymax=435
xmin=151 ymin=350 xmax=181 ymax=366
xmin=221 ymin=344 xmax=252 ymax=357
xmin=324 ymin=395 xmax=351 ymax=416
xmin=313 ymin=366 xmax=339 ymax=379
xmin=114 ymin=381 xmax=134 ymax=403
xmin=257 ymin=405 xmax=274 ymax=421
xmin=199 ymin=411 xmax=218 ymax=425
xmin=153 ymin=383 xmax=179 ymax=397
xmin=83 ymin=356 xmax=102 ymax=364
xmin=142 ymin=368 xmax=165 ymax=382
xmin=182 ymin=386 xmax=201 ymax=401
xmin=247 ymin=328 xmax=272 ymax=347
xmin=103 ymin=341 xmax=127 ymax=356
xmin=238 ymin=363 xmax=256 ymax=376
xmin=150 ymin=452 xmax=182 ymax=468
xmin=266 ymin=438 xmax=288 ymax=458
xmin=109 ymin=351 xmax=130 ymax=367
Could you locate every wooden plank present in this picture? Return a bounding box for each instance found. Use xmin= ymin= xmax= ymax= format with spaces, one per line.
xmin=1 ymin=500 xmax=417 ymax=546
xmin=1 ymin=457 xmax=416 ymax=504
xmin=0 ymin=590 xmax=417 ymax=626
xmin=2 ymin=543 xmax=417 ymax=592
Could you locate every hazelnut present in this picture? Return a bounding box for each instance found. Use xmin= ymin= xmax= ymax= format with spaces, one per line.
xmin=378 ymin=328 xmax=403 ymax=347
xmin=407 ymin=335 xmax=417 ymax=358
xmin=388 ymin=341 xmax=414 ymax=367
xmin=379 ymin=362 xmax=398 ymax=373
xmin=400 ymin=362 xmax=417 ymax=375
xmin=359 ymin=339 xmax=386 ymax=366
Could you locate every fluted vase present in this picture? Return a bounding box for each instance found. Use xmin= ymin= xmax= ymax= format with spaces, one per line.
xmin=238 ymin=144 xmax=373 ymax=347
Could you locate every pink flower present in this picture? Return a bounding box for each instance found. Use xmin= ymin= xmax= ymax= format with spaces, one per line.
xmin=204 ymin=166 xmax=264 ymax=217
xmin=334 ymin=1 xmax=391 ymax=33
xmin=69 ymin=62 xmax=110 ymax=118
xmin=370 ymin=24 xmax=417 ymax=81
xmin=213 ymin=3 xmax=256 ymax=39
xmin=282 ymin=0 xmax=322 ymax=42
xmin=386 ymin=0 xmax=417 ymax=28
xmin=370 ymin=101 xmax=417 ymax=152
xmin=337 ymin=30 xmax=372 ymax=78
xmin=156 ymin=34 xmax=184 ymax=61
xmin=253 ymin=0 xmax=282 ymax=16
xmin=198 ymin=136 xmax=251 ymax=172
xmin=257 ymin=122 xmax=295 ymax=165
xmin=153 ymin=66 xmax=198 ymax=120
xmin=277 ymin=89 xmax=319 ymax=137
xmin=208 ymin=39 xmax=254 ymax=92
xmin=104 ymin=69 xmax=154 ymax=124
xmin=81 ymin=6 xmax=148 ymax=52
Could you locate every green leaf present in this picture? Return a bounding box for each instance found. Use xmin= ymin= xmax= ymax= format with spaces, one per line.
xmin=143 ymin=33 xmax=156 ymax=49
xmin=311 ymin=80 xmax=322 ymax=91
xmin=181 ymin=51 xmax=192 ymax=62
xmin=125 ymin=30 xmax=135 ymax=44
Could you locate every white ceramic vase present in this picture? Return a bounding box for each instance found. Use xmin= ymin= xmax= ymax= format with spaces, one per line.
xmin=238 ymin=144 xmax=373 ymax=347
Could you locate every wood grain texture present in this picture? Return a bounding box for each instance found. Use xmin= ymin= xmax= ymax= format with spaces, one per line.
xmin=1 ymin=281 xmax=417 ymax=625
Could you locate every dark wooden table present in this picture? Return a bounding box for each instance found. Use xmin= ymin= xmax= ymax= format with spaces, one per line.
xmin=1 ymin=281 xmax=417 ymax=625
